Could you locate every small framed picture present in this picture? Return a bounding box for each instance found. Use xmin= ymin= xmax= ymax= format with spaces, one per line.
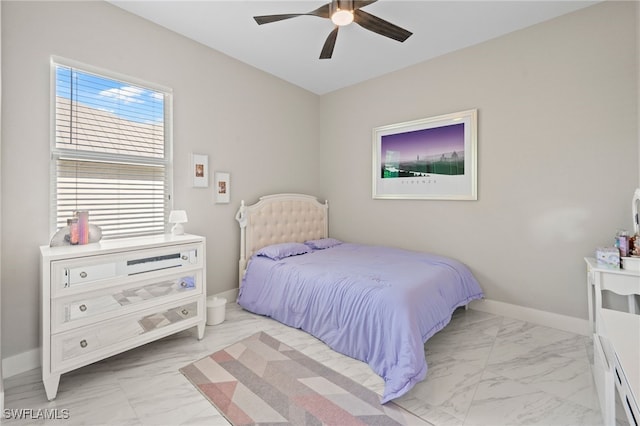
xmin=192 ymin=154 xmax=208 ymax=188
xmin=215 ymin=172 xmax=230 ymax=204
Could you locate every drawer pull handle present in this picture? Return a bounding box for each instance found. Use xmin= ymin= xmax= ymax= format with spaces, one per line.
xmin=79 ymin=271 xmax=87 ymax=279
xmin=181 ymin=255 xmax=188 ymax=261
xmin=625 ymin=396 xmax=637 ymax=425
xmin=181 ymin=309 xmax=189 ymax=315
xmin=79 ymin=304 xmax=87 ymax=312
xmin=79 ymin=339 xmax=88 ymax=348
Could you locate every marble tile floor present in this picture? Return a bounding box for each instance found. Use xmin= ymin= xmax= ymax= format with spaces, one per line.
xmin=4 ymin=303 xmax=605 ymax=426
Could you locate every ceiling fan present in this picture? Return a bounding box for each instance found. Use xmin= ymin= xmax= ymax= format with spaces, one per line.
xmin=253 ymin=0 xmax=412 ymax=59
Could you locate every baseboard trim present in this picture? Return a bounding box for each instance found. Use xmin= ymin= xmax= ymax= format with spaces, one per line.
xmin=215 ymin=288 xmax=238 ymax=304
xmin=2 ymin=347 xmax=39 ymax=379
xmin=1 ymin=358 xmax=4 ymax=412
xmin=2 ymin=297 xmax=588 ymax=378
xmin=469 ymin=298 xmax=590 ymax=336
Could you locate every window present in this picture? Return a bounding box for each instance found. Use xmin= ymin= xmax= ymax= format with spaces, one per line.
xmin=51 ymin=58 xmax=172 ymax=240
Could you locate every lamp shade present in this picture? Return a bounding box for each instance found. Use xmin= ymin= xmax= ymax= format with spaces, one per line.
xmin=169 ymin=210 xmax=188 ymax=224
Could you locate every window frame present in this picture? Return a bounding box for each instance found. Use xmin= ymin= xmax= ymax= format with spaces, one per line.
xmin=49 ymin=56 xmax=174 ymax=240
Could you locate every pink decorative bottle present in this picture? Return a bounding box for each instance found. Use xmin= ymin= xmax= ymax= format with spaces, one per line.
xmin=75 ymin=211 xmax=89 ymax=245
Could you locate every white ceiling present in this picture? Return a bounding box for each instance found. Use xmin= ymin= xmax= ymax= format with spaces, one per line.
xmin=107 ymin=0 xmax=600 ymax=95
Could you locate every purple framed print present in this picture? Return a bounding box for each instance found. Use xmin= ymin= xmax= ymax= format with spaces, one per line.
xmin=372 ymin=109 xmax=477 ymax=200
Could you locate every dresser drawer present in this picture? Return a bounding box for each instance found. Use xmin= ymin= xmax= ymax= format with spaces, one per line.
xmin=594 ymin=333 xmax=615 ymax=426
xmin=51 ymin=273 xmax=201 ymax=332
xmin=51 ymin=301 xmax=199 ymax=372
xmin=622 ymin=392 xmax=639 ymax=426
xmin=51 ymin=243 xmax=202 ymax=295
xmin=67 ymin=263 xmax=117 ymax=285
xmin=613 ymin=351 xmax=639 ymax=426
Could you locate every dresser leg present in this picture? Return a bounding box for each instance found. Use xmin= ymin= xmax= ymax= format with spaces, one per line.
xmin=197 ymin=322 xmax=205 ymax=340
xmin=43 ymin=374 xmax=60 ymax=401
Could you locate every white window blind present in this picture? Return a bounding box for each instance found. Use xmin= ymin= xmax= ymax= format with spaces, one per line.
xmin=51 ymin=59 xmax=172 ymax=240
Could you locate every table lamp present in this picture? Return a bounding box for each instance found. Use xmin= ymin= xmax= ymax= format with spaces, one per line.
xmin=169 ymin=210 xmax=188 ymax=235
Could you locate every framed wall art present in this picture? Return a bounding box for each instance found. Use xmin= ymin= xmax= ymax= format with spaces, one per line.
xmin=214 ymin=172 xmax=230 ymax=204
xmin=192 ymin=154 xmax=209 ymax=188
xmin=372 ymin=109 xmax=477 ymax=200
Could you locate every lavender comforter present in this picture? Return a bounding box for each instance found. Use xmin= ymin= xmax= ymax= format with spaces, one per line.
xmin=237 ymin=243 xmax=483 ymax=403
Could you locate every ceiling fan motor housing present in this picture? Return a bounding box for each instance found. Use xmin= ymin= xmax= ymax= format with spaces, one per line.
xmin=331 ymin=0 xmax=355 ymax=15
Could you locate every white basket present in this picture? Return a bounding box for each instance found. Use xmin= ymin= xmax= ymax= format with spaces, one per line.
xmin=206 ymin=296 xmax=227 ymax=326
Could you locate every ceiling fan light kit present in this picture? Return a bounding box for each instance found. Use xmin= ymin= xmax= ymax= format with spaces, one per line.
xmin=253 ymin=0 xmax=412 ymax=59
xmin=331 ymin=10 xmax=354 ymax=26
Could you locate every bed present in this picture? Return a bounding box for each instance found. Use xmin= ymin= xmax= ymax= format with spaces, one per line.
xmin=235 ymin=193 xmax=483 ymax=403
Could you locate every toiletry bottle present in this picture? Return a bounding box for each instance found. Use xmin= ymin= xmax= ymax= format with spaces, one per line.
xmin=616 ymin=229 xmax=629 ymax=257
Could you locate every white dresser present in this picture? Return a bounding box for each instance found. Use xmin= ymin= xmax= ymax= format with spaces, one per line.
xmin=40 ymin=234 xmax=206 ymax=400
xmin=586 ymin=258 xmax=639 ymax=426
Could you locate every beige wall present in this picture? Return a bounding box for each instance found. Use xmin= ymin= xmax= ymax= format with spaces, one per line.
xmin=0 ymin=1 xmax=320 ymax=358
xmin=319 ymin=0 xmax=638 ymax=319
xmin=1 ymin=0 xmax=638 ymax=364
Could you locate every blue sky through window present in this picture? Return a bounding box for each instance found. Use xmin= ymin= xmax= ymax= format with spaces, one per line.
xmin=56 ymin=66 xmax=164 ymax=124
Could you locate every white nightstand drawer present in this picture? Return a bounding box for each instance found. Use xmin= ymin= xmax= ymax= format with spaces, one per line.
xmin=599 ymin=272 xmax=640 ymax=299
xmin=52 ymin=274 xmax=200 ymax=332
xmin=51 ymin=301 xmax=199 ymax=371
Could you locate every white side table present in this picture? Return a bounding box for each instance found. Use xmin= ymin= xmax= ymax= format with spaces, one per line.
xmin=585 ymin=257 xmax=640 ymax=425
xmin=585 ymin=257 xmax=638 ymax=332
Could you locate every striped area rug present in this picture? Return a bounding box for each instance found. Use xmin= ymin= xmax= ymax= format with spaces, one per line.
xmin=180 ymin=331 xmax=429 ymax=425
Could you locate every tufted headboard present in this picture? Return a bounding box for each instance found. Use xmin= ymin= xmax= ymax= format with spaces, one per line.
xmin=235 ymin=193 xmax=328 ymax=286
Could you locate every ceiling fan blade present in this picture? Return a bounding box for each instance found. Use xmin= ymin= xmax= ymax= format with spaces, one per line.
xmin=306 ymin=3 xmax=332 ymax=18
xmin=254 ymin=14 xmax=306 ymax=25
xmin=353 ymin=9 xmax=412 ymax=42
xmin=254 ymin=3 xmax=331 ymax=25
xmin=320 ymin=26 xmax=339 ymax=59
